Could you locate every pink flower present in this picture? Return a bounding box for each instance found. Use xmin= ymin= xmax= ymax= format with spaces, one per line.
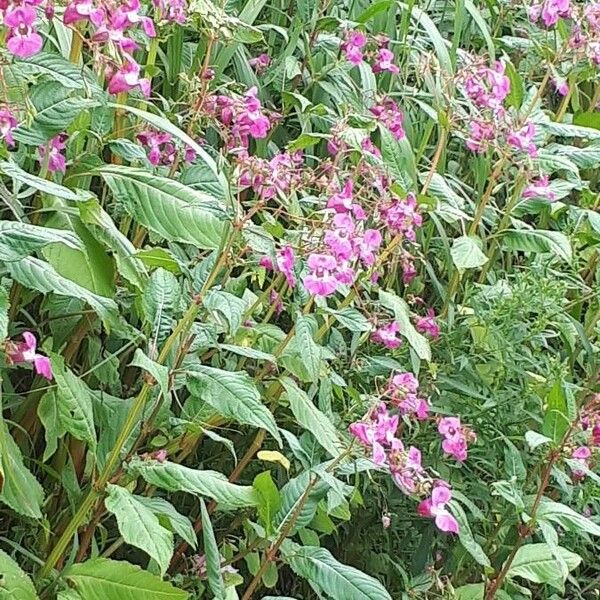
xmin=107 ymin=59 xmax=151 ymax=96
xmin=379 ymin=193 xmax=422 ymax=240
xmin=387 ymin=372 xmax=429 ymax=420
xmin=507 ymin=122 xmax=538 ymax=157
xmin=5 ymin=332 xmax=53 ymax=380
xmin=63 ymin=0 xmax=105 ymax=26
xmin=371 ymin=321 xmax=402 ymax=349
xmin=152 ymin=0 xmax=187 ymax=24
xmin=466 ymin=120 xmax=496 ymax=153
xmin=138 ymin=129 xmax=174 ymax=166
xmin=240 ymin=87 xmax=270 ymax=138
xmin=570 ymin=446 xmax=592 ymax=479
xmin=270 ymin=290 xmax=283 ymax=315
xmin=417 ymin=482 xmax=459 ymax=534
xmin=324 ymin=213 xmax=355 ymax=260
xmin=341 ymin=30 xmax=367 ymax=66
xmin=370 ymin=97 xmax=405 ymax=140
xmin=553 ymin=78 xmax=569 ymax=96
xmin=327 ymin=180 xmax=354 ymax=213
xmin=542 ymin=0 xmax=571 ymax=27
xmin=259 ymin=256 xmax=274 ymax=270
xmin=249 ymin=53 xmax=271 ymax=74
xmin=0 ymin=109 xmax=17 ymax=146
xmin=303 ymin=253 xmax=339 ymax=297
xmin=349 ymin=402 xmax=399 ymax=465
xmin=38 ymin=134 xmax=68 ymax=173
xmin=592 ymin=424 xmax=600 ymax=446
xmin=372 ymin=48 xmax=399 ymax=74
xmin=5 ymin=6 xmax=43 ymax=58
xmin=415 ymin=308 xmax=440 ymax=339
xmin=389 ymin=442 xmax=424 ymax=494
xmin=523 ymin=175 xmax=556 ymax=202
xmin=357 ymin=229 xmax=382 ymax=266
xmin=276 ymin=246 xmax=296 ymax=288
xmin=438 ymin=416 xmax=475 ymax=462
xmin=463 ymin=61 xmax=510 ymax=111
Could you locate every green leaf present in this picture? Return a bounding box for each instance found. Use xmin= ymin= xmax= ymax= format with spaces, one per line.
xmin=280 ymin=376 xmax=344 ymax=458
xmin=453 ymin=583 xmax=484 ymax=600
xmin=13 ymin=82 xmax=99 ymax=145
xmin=67 ymin=559 xmax=188 ymax=600
xmin=380 ymin=128 xmax=418 ymax=189
xmin=130 ymin=349 xmax=170 ymax=402
xmin=451 ymin=235 xmax=488 ymax=270
xmin=0 ymin=549 xmax=39 ymax=600
xmin=324 ymin=307 xmax=371 ymax=332
xmin=0 ymin=414 xmax=44 ymax=518
xmin=294 ymin=315 xmax=322 ymax=382
xmin=525 ymin=430 xmax=552 ymax=450
xmin=449 ymin=501 xmax=490 ymax=567
xmin=204 ymin=290 xmax=246 ymax=335
xmin=136 ymin=497 xmax=197 ymax=549
xmin=51 ymin=353 xmax=96 ymax=450
xmin=7 ymin=257 xmax=120 ymax=331
xmin=379 ymin=290 xmax=431 ymax=361
xmin=540 ymin=120 xmax=600 ymax=140
xmin=0 ymin=160 xmax=89 ymax=202
xmin=0 ymin=282 xmax=9 ymax=340
xmin=79 ymin=198 xmax=148 ymax=291
xmin=507 ymin=543 xmax=581 ymax=590
xmin=536 ymin=498 xmax=600 ymax=537
xmin=542 ymin=380 xmax=570 ymax=442
xmin=284 ymin=545 xmax=392 ymax=600
xmin=187 ymin=366 xmax=281 ymax=445
xmin=200 ymin=499 xmax=226 ymax=599
xmin=105 ymin=484 xmax=174 ymax=575
xmin=142 ymin=268 xmax=180 ymax=344
xmin=253 ymin=471 xmax=282 ymax=536
xmin=128 ymin=457 xmax=259 ymax=509
xmin=0 ymin=221 xmax=82 ymax=262
xmin=99 ymin=166 xmax=229 ymax=250
xmin=500 ymin=229 xmax=572 ymax=262
xmin=37 ymin=391 xmax=65 ymax=462
xmin=135 ymin=248 xmax=181 ymax=274
xmin=16 ymin=52 xmax=85 ymax=89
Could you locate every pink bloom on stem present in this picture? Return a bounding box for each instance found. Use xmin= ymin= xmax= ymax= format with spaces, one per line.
xmin=5 ymin=331 xmax=53 ymax=380
xmin=592 ymin=424 xmax=600 ymax=446
xmin=507 ymin=122 xmax=538 ymax=157
xmin=417 ymin=482 xmax=459 ymax=534
xmin=5 ymin=6 xmax=43 ymax=58
xmin=553 ymin=78 xmax=569 ymax=96
xmin=438 ymin=416 xmax=473 ymax=462
xmin=349 ymin=402 xmax=399 ymax=465
xmin=379 ymin=193 xmax=422 ymax=241
xmin=466 ymin=119 xmax=496 ymax=153
xmin=415 ymin=308 xmax=440 ymax=339
xmin=259 ymin=256 xmax=274 ymax=270
xmin=324 ymin=213 xmax=355 ymax=261
xmin=276 ymin=245 xmax=296 ymax=288
xmin=108 ymin=59 xmax=151 ymax=96
xmin=249 ymin=53 xmax=271 ymax=74
xmin=372 ymin=48 xmax=399 ymax=74
xmin=389 ymin=443 xmax=424 ymax=494
xmin=542 ymin=0 xmax=571 ymax=27
xmin=357 ymin=229 xmax=382 ymax=266
xmin=370 ymin=97 xmax=405 ymax=140
xmin=38 ymin=134 xmax=68 ymax=173
xmin=0 ymin=109 xmax=17 ymax=146
xmin=571 ymin=446 xmax=592 ymax=479
xmin=342 ymin=30 xmax=367 ymax=66
xmin=63 ymin=0 xmax=105 ymax=26
xmin=327 ymin=180 xmax=354 ymax=213
xmin=523 ymin=175 xmax=556 ymax=202
xmin=239 ymin=86 xmax=271 ymax=139
xmin=371 ymin=321 xmax=402 ymax=350
xmin=303 ymin=253 xmax=339 ymax=297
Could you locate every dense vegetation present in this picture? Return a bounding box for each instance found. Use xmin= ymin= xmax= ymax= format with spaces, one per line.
xmin=0 ymin=0 xmax=599 ymax=598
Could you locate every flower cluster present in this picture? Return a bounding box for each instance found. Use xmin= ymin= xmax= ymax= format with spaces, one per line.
xmin=248 ymin=53 xmax=271 ymax=74
xmin=38 ymin=134 xmax=68 ymax=173
xmin=302 ymin=181 xmax=383 ymax=297
xmin=523 ymin=175 xmax=556 ymax=202
xmin=236 ymin=150 xmax=303 ymax=199
xmin=152 ymin=0 xmax=187 ymax=24
xmin=415 ymin=308 xmax=440 ymax=339
xmin=378 ymin=192 xmax=422 ymax=241
xmin=371 ymin=321 xmax=402 ymax=349
xmin=438 ymin=417 xmax=476 ymax=462
xmin=4 ymin=332 xmax=53 ymax=380
xmin=349 ymin=371 xmax=467 ymax=534
xmin=260 ymin=245 xmax=297 ymax=289
xmin=63 ymin=0 xmax=155 ymax=96
xmin=529 ymin=0 xmax=571 ymax=28
xmin=137 ymin=129 xmax=196 ymax=167
xmin=205 ymin=87 xmax=274 ymax=151
xmin=370 ymin=97 xmax=406 ymax=140
xmin=341 ymin=31 xmax=400 ymax=74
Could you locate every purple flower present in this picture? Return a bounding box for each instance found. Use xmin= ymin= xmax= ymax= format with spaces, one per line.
xmin=372 ymin=48 xmax=399 ymax=74
xmin=417 ymin=482 xmax=459 ymax=534
xmin=0 ymin=109 xmax=17 ymax=146
xmin=324 ymin=213 xmax=355 ymax=261
xmin=107 ymin=59 xmax=151 ymax=96
xmin=303 ymin=253 xmax=339 ymax=297
xmin=371 ymin=321 xmax=402 ymax=350
xmin=466 ymin=119 xmax=496 ymax=154
xmin=63 ymin=0 xmax=105 ymax=26
xmin=5 ymin=6 xmax=43 ymax=58
xmin=38 ymin=134 xmax=68 ymax=173
xmin=5 ymin=331 xmax=53 ymax=380
xmin=341 ymin=30 xmax=367 ymax=66
xmin=415 ymin=308 xmax=440 ymax=339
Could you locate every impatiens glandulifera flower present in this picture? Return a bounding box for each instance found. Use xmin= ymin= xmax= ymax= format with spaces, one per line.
xmin=417 ymin=482 xmax=460 ymax=534
xmin=378 ymin=192 xmax=422 ymax=241
xmin=0 ymin=108 xmax=17 ymax=146
xmin=152 ymin=0 xmax=187 ymax=24
xmin=236 ymin=150 xmax=302 ymax=199
xmin=341 ymin=30 xmax=367 ymax=66
xmin=438 ymin=416 xmax=476 ymax=462
xmin=5 ymin=331 xmax=53 ymax=380
xmin=5 ymin=5 xmax=44 ymax=58
xmin=276 ymin=245 xmax=296 ymax=288
xmin=137 ymin=129 xmax=195 ymax=167
xmin=372 ymin=48 xmax=399 ymax=74
xmin=506 ymin=122 xmax=538 ymax=157
xmin=388 ymin=372 xmax=429 ymax=420
xmin=107 ymin=59 xmax=151 ymax=96
xmin=466 ymin=119 xmax=496 ymax=154
xmin=370 ymin=97 xmax=405 ymax=140
xmin=249 ymin=53 xmax=271 ymax=74
xmin=63 ymin=0 xmax=105 ymax=26
xmin=523 ymin=174 xmax=556 ymax=202
xmin=388 ymin=441 xmax=425 ymax=494
xmin=38 ymin=134 xmax=68 ymax=173
xmin=463 ymin=60 xmax=510 ymax=111
xmin=415 ymin=308 xmax=440 ymax=339
xmin=303 ymin=253 xmax=339 ymax=297
xmin=349 ymin=402 xmax=399 ymax=465
xmin=570 ymin=446 xmax=592 ymax=479
xmin=371 ymin=321 xmax=402 ymax=349
xmin=529 ymin=0 xmax=571 ymax=27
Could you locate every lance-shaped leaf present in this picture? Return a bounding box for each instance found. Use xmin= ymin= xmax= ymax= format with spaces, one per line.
xmin=200 ymin=499 xmax=226 ymax=599
xmin=0 ymin=549 xmax=39 ymax=600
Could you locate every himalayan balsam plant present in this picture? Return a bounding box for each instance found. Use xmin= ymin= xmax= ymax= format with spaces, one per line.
xmin=0 ymin=0 xmax=599 ymax=599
